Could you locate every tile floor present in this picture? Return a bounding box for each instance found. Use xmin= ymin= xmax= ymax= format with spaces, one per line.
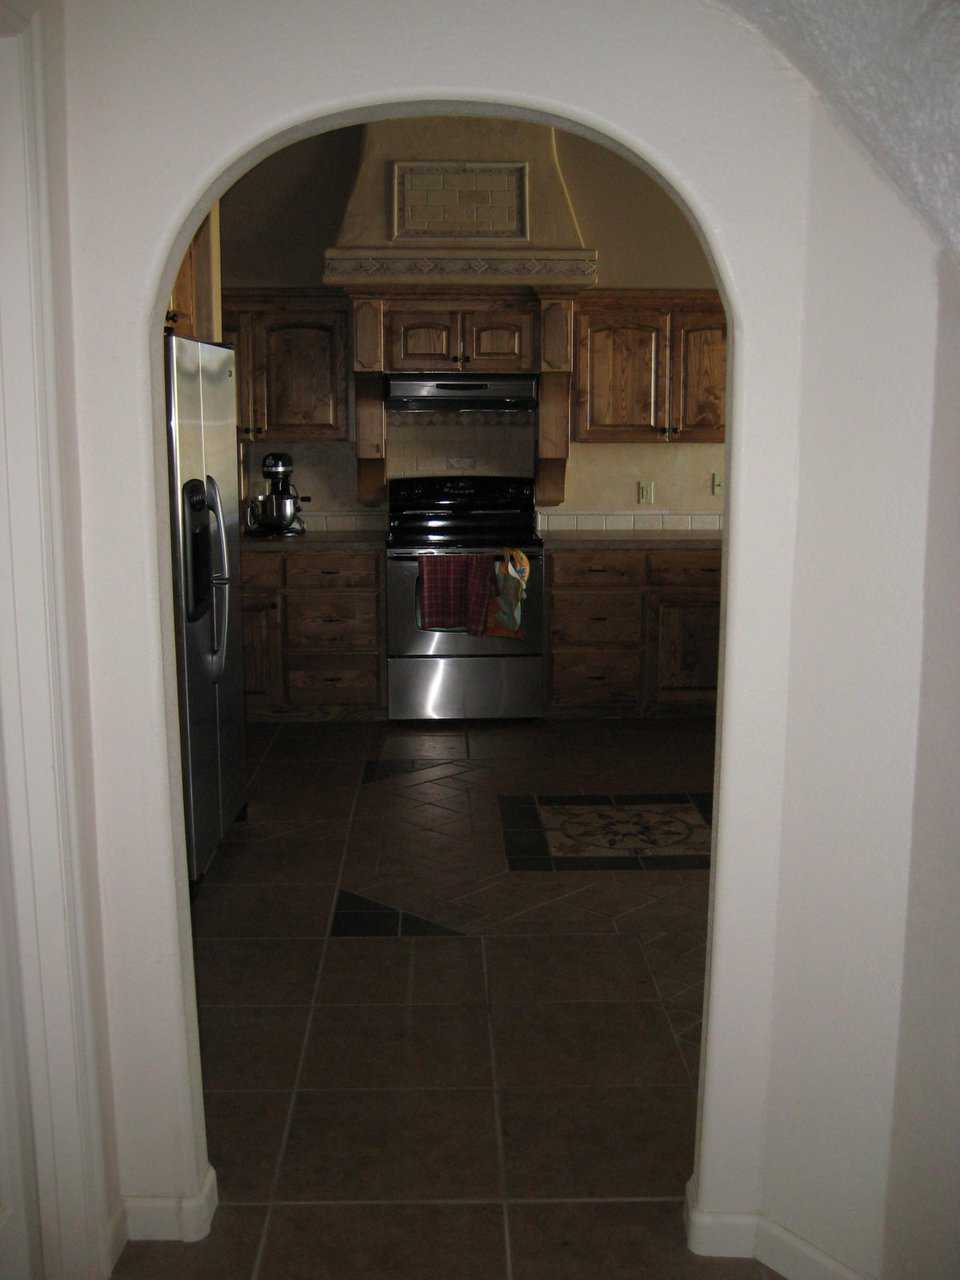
xmin=113 ymin=719 xmax=782 ymax=1279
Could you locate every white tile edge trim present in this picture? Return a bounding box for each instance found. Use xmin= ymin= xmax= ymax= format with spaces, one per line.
xmin=684 ymin=1185 xmax=869 ymax=1280
xmin=124 ymin=1163 xmax=217 ymax=1242
xmin=755 ymin=1219 xmax=868 ymax=1280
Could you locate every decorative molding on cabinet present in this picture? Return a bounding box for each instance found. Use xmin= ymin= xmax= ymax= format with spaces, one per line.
xmin=324 ymin=247 xmax=598 ymax=287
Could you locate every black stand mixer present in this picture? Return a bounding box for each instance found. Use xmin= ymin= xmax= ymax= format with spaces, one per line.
xmin=246 ymin=452 xmax=307 ymax=537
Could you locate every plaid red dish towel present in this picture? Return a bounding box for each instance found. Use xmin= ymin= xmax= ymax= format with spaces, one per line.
xmin=418 ymin=555 xmax=493 ymax=636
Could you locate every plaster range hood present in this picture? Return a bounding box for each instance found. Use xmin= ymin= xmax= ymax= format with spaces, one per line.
xmin=323 ymin=117 xmax=598 ymax=290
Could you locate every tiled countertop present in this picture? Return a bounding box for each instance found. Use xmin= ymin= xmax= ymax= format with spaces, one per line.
xmin=242 ymin=529 xmax=722 ymax=553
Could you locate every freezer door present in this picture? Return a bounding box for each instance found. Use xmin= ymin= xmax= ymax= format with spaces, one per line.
xmin=167 ymin=337 xmax=221 ymax=877
xmin=198 ymin=342 xmax=246 ymax=839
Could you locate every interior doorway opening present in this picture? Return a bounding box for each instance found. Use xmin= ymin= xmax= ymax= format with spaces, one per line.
xmin=150 ymin=97 xmax=737 ymax=1269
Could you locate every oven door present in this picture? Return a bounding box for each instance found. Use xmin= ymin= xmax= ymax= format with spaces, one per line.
xmin=386 ymin=550 xmax=544 ymax=658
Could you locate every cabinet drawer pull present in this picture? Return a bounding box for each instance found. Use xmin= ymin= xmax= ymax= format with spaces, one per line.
xmin=587 ymin=675 xmax=607 ymax=682
xmin=269 ymin=602 xmax=278 ymax=610
xmin=320 ymin=617 xmax=340 ymax=623
xmin=322 ymin=676 xmax=343 ymax=683
xmin=589 ymin=616 xmax=608 ymax=622
xmin=587 ymin=567 xmax=607 ymax=574
xmin=320 ymin=570 xmax=339 ymax=576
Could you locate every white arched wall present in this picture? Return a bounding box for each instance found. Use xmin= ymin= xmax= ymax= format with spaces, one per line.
xmin=43 ymin=1 xmax=948 ymax=1276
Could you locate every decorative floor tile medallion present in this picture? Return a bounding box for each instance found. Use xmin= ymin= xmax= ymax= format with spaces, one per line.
xmin=499 ymin=794 xmax=712 ymax=871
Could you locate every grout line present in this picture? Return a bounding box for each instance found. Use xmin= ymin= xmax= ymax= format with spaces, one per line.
xmin=222 ymin=1194 xmax=688 ymax=1207
xmin=480 ymin=936 xmax=515 ymax=1280
xmin=247 ymin=1204 xmax=273 ymax=1280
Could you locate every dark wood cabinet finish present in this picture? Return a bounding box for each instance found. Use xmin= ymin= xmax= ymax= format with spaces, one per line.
xmin=240 ymin=548 xmax=383 ymax=720
xmin=670 ymin=310 xmax=726 ymax=441
xmin=548 ymin=545 xmax=721 ymax=717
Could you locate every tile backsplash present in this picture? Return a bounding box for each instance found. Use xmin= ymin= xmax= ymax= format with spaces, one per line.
xmin=386 ymin=411 xmax=536 ymax=479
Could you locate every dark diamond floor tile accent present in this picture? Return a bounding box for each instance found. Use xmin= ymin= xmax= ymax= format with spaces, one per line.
xmin=640 ymin=854 xmax=711 ymax=870
xmin=336 ymin=890 xmax=390 ymax=912
xmin=400 ymin=913 xmax=462 ymax=937
xmin=497 ymin=795 xmax=540 ymax=828
xmin=503 ymin=829 xmax=550 ymax=859
xmin=689 ymin=791 xmax=714 ymax=822
xmin=330 ymin=910 xmax=401 ymax=937
xmin=507 ymin=857 xmax=555 ymax=872
xmin=554 ymin=855 xmax=640 ymax=871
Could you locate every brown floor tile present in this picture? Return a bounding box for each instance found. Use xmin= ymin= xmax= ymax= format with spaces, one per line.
xmin=316 ymin=937 xmax=413 ymax=1004
xmin=265 ymin=723 xmax=380 ymax=762
xmin=452 ymin=873 xmax=598 ymax=924
xmin=508 ymin=1201 xmax=771 ymax=1280
xmin=492 ymin=1002 xmax=687 ymax=1087
xmin=246 ymin=785 xmax=357 ymax=823
xmin=642 ymin=939 xmax=709 ymax=999
xmin=501 ymin=1086 xmax=695 ymax=1198
xmin=380 ymin=733 xmax=467 ymax=760
xmin=206 ymin=829 xmax=346 ymax=884
xmin=477 ymin=898 xmax=616 ymax=936
xmin=190 ymin=883 xmax=336 ymax=939
xmin=198 ymin=1006 xmax=308 ymax=1090
xmin=410 ymin=937 xmax=485 ymax=1004
xmin=484 ymin=935 xmax=656 ymax=1004
xmin=251 ymin=759 xmax=365 ymax=790
xmin=300 ymin=1004 xmax=492 ymax=1089
xmin=259 ymin=1204 xmax=508 ymax=1280
xmin=194 ymin=939 xmax=322 ymax=1006
xmin=203 ymin=1091 xmax=290 ymax=1202
xmin=111 ymin=1205 xmax=266 ymax=1279
xmin=276 ymin=1089 xmax=500 ymax=1200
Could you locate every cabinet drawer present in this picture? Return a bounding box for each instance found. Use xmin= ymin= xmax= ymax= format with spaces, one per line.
xmin=550 ymin=592 xmax=643 ymax=647
xmin=286 ymin=552 xmax=379 ymax=589
xmin=286 ymin=654 xmax=380 ymax=706
xmin=645 ymin=550 xmax=720 ymax=589
xmin=286 ymin=593 xmax=378 ymax=651
xmin=240 ymin=553 xmax=284 ymax=588
xmin=550 ymin=551 xmax=645 ymax=590
xmin=551 ymin=649 xmax=641 ymax=707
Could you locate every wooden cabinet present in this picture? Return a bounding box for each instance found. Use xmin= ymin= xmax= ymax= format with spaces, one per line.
xmin=381 ymin=300 xmax=538 ymax=372
xmin=643 ymin=592 xmax=720 ymax=715
xmin=239 ymin=546 xmax=383 ymax=720
xmin=572 ymin=291 xmax=726 ymax=444
xmin=222 ymin=291 xmax=350 ymax=443
xmin=167 ymin=205 xmax=222 ymax=344
xmin=548 ymin=545 xmax=720 ymax=716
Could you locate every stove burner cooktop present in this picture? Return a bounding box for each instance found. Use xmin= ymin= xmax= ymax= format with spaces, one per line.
xmin=387 ymin=475 xmax=540 ymax=552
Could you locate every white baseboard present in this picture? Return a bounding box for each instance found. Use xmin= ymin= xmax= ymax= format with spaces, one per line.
xmin=755 ymin=1219 xmax=867 ymax=1280
xmin=104 ymin=1202 xmax=128 ymax=1274
xmin=684 ymin=1183 xmax=759 ymax=1256
xmin=124 ymin=1164 xmax=218 ymax=1242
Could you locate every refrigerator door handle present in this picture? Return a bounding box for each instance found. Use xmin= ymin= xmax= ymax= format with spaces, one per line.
xmin=206 ymin=474 xmax=231 ymax=681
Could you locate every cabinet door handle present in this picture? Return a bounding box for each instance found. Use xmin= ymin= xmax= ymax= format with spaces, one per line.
xmin=590 ymin=616 xmax=608 ymax=622
xmin=587 ymin=675 xmax=607 ymax=682
xmin=323 ymin=676 xmax=343 ymax=684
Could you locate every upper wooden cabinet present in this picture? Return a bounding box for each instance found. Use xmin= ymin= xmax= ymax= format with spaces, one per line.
xmin=670 ymin=310 xmax=726 ymax=441
xmin=167 ymin=204 xmax=222 ymax=344
xmin=573 ymin=305 xmax=669 ymax=442
xmin=572 ymin=291 xmax=726 ymax=443
xmin=382 ymin=300 xmax=538 ymax=372
xmin=222 ymin=291 xmax=350 ymax=442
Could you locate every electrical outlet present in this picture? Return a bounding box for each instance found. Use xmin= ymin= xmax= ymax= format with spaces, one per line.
xmin=637 ymin=480 xmax=656 ymax=505
xmin=711 ymin=472 xmax=724 ymax=497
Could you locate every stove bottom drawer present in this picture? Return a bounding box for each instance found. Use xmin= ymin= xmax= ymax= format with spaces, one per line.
xmin=388 ymin=656 xmax=544 ymax=720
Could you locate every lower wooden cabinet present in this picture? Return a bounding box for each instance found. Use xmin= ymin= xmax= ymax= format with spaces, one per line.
xmin=548 ymin=546 xmax=720 ymax=717
xmin=642 ymin=592 xmax=720 ymax=715
xmin=240 ymin=547 xmax=383 ymax=719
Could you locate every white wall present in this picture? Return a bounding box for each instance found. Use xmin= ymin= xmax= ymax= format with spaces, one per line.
xmin=32 ymin=0 xmax=953 ymax=1273
xmin=880 ymin=254 xmax=960 ymax=1280
xmin=759 ymin=98 xmax=938 ymax=1278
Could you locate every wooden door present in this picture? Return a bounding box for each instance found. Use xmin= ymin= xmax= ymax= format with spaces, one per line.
xmin=260 ymin=310 xmax=348 ymax=438
xmin=670 ymin=309 xmax=726 ymax=441
xmin=462 ymin=308 xmax=536 ymax=371
xmin=387 ymin=310 xmax=461 ymax=370
xmin=644 ymin=591 xmax=720 ymax=715
xmin=573 ymin=307 xmax=669 ymax=441
xmin=241 ymin=590 xmax=284 ymax=714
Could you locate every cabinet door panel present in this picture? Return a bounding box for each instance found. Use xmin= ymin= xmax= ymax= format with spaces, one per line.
xmin=241 ymin=590 xmax=284 ymax=713
xmin=286 ymin=654 xmax=380 ymax=706
xmin=550 ymin=649 xmax=642 ymax=709
xmin=222 ymin=312 xmax=256 ymax=439
xmin=644 ymin=592 xmax=720 ymax=714
xmin=550 ymin=550 xmax=646 ymax=590
xmin=574 ymin=309 xmax=668 ymax=442
xmin=550 ymin=591 xmax=643 ymax=647
xmin=463 ymin=309 xmax=535 ymax=371
xmin=671 ymin=310 xmax=726 ymax=440
xmin=645 ymin=549 xmax=721 ymax=589
xmin=263 ymin=312 xmax=348 ymax=438
xmin=286 ymin=552 xmax=379 ymax=590
xmin=286 ymin=592 xmax=378 ymax=651
xmin=387 ymin=311 xmax=460 ymax=370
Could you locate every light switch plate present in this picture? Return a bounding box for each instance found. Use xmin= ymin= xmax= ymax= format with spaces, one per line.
xmin=637 ymin=480 xmax=656 ymax=505
xmin=711 ymin=472 xmax=724 ymax=496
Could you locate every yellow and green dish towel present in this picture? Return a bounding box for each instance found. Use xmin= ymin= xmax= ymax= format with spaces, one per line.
xmin=485 ymin=548 xmax=530 ymax=638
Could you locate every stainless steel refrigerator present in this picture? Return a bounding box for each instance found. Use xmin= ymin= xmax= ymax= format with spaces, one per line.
xmin=166 ymin=335 xmax=245 ymax=880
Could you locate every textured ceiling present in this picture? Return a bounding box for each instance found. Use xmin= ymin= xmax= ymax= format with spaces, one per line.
xmin=714 ymin=0 xmax=960 ymax=258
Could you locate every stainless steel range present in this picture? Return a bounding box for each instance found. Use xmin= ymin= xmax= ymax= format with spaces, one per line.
xmin=386 ymin=476 xmax=544 ymax=720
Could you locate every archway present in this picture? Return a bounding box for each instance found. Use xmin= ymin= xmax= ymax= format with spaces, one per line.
xmin=153 ymin=97 xmax=745 ymax=1253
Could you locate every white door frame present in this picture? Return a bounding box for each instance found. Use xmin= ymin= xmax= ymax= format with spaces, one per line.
xmin=0 ymin=8 xmax=118 ymax=1277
